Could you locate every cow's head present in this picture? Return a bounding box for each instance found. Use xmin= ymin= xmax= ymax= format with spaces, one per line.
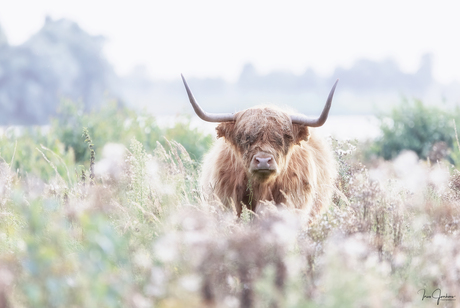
xmin=181 ymin=74 xmax=338 ymax=183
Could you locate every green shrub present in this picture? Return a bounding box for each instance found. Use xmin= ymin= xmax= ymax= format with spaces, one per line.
xmin=0 ymin=100 xmax=213 ymax=183
xmin=53 ymin=100 xmax=212 ymax=163
xmin=52 ymin=99 xmax=163 ymax=163
xmin=370 ymin=99 xmax=460 ymax=162
xmin=163 ymin=118 xmax=213 ymax=161
xmin=0 ymin=130 xmax=76 ymax=184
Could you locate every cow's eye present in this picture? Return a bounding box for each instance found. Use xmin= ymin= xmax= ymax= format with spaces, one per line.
xmin=274 ymin=137 xmax=283 ymax=147
xmin=245 ymin=135 xmax=255 ymax=145
xmin=283 ymin=133 xmax=294 ymax=143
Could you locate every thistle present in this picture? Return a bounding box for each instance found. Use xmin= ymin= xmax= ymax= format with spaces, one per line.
xmin=82 ymin=128 xmax=95 ymax=186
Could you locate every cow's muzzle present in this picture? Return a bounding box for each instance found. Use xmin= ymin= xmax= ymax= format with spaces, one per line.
xmin=249 ymin=152 xmax=278 ymax=179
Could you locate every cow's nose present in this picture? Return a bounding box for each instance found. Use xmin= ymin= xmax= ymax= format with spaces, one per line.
xmin=254 ymin=156 xmax=272 ymax=169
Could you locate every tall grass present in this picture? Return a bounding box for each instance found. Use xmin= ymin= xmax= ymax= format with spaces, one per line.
xmin=1 ymin=127 xmax=460 ymax=307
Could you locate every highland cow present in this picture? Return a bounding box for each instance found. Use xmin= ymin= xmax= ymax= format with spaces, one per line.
xmin=181 ymin=75 xmax=338 ymax=219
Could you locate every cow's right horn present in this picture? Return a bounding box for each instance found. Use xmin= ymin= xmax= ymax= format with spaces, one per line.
xmin=181 ymin=74 xmax=235 ymax=123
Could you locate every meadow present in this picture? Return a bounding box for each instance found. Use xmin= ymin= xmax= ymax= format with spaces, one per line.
xmin=1 ymin=100 xmax=460 ymax=307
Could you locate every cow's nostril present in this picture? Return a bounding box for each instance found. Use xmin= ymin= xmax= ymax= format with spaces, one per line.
xmin=255 ymin=156 xmax=272 ymax=169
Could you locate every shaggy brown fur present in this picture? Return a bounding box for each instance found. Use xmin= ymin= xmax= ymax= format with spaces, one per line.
xmin=201 ymin=106 xmax=337 ymax=219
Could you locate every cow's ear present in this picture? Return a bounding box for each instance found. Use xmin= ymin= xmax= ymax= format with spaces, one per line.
xmin=216 ymin=122 xmax=235 ymax=141
xmin=293 ymin=124 xmax=310 ymax=144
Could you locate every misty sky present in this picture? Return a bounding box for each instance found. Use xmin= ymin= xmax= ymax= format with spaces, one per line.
xmin=0 ymin=0 xmax=458 ymax=84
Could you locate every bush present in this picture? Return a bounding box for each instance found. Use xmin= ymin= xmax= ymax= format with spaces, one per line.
xmin=0 ymin=128 xmax=76 ymax=183
xmin=52 ymin=99 xmax=163 ymax=163
xmin=0 ymin=100 xmax=213 ymax=182
xmin=53 ymin=100 xmax=212 ymax=164
xmin=370 ymin=99 xmax=460 ymax=162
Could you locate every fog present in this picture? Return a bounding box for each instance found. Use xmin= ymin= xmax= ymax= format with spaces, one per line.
xmin=0 ymin=17 xmax=459 ymax=125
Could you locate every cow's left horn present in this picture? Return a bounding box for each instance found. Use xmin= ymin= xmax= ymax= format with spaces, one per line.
xmin=181 ymin=74 xmax=235 ymax=123
xmin=290 ymin=79 xmax=339 ymax=127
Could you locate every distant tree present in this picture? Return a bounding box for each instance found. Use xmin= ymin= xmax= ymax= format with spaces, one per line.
xmin=0 ymin=17 xmax=118 ymax=125
xmin=0 ymin=23 xmax=7 ymax=48
xmin=332 ymin=55 xmax=433 ymax=94
xmin=237 ymin=63 xmax=321 ymax=94
xmin=238 ymin=63 xmax=260 ymax=91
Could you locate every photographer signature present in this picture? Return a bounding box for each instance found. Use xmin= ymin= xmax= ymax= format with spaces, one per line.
xmin=418 ymin=288 xmax=456 ymax=305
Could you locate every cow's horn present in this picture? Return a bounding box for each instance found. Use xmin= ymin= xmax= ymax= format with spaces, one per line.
xmin=290 ymin=79 xmax=339 ymax=127
xmin=181 ymin=74 xmax=235 ymax=123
